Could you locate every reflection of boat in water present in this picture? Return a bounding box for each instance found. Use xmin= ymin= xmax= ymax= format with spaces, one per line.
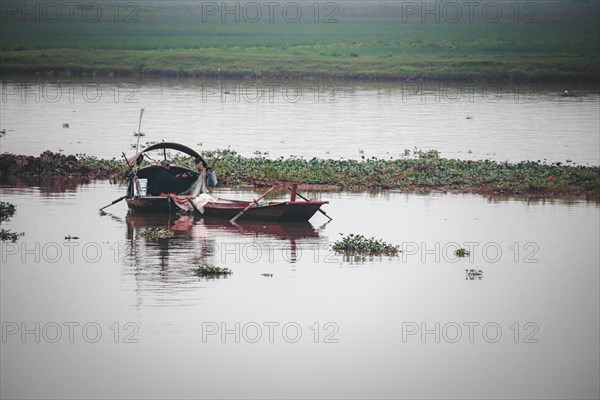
xmin=115 ymin=198 xmax=325 ymax=309
xmin=125 ymin=212 xmax=320 ymax=241
xmin=123 ymin=142 xmax=329 ymax=222
xmin=206 ymin=221 xmax=319 ymax=239
xmin=124 ymin=212 xmax=322 ymax=269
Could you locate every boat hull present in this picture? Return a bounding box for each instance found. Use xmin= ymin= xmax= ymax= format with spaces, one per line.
xmin=126 ymin=196 xmax=327 ymax=222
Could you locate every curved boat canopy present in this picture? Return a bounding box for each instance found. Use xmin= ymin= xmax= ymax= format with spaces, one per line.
xmin=127 ymin=142 xmax=208 ymax=167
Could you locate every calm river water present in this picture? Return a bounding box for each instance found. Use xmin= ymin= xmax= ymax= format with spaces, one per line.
xmin=1 ymin=77 xmax=599 ymax=165
xmin=1 ymin=76 xmax=599 ymax=398
xmin=1 ymin=182 xmax=599 ymax=399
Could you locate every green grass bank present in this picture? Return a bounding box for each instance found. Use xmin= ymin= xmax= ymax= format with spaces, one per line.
xmin=1 ymin=1 xmax=599 ymax=82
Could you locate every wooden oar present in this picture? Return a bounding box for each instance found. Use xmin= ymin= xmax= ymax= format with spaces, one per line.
xmin=99 ymin=152 xmax=140 ymax=212
xmin=287 ymin=186 xmax=333 ymax=221
xmin=99 ymin=195 xmax=127 ymax=211
xmin=99 ymin=152 xmax=138 ymax=211
xmin=230 ymin=186 xmax=277 ymax=223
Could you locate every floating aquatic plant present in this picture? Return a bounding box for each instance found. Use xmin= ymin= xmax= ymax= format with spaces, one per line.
xmin=0 ymin=230 xmax=23 ymax=242
xmin=0 ymin=202 xmax=24 ymax=242
xmin=141 ymin=228 xmax=174 ymax=239
xmin=332 ymin=233 xmax=399 ymax=256
xmin=465 ymin=269 xmax=484 ymax=280
xmin=454 ymin=248 xmax=470 ymax=257
xmin=195 ymin=265 xmax=233 ymax=277
xmin=5 ymin=149 xmax=600 ymax=197
xmin=0 ymin=202 xmax=16 ymax=222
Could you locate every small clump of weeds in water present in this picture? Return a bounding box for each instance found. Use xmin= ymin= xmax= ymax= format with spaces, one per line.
xmin=195 ymin=265 xmax=233 ymax=278
xmin=332 ymin=233 xmax=399 ymax=256
xmin=454 ymin=248 xmax=470 ymax=257
xmin=141 ymin=228 xmax=174 ymax=240
xmin=0 ymin=202 xmax=17 ymax=222
xmin=465 ymin=269 xmax=484 ymax=280
xmin=0 ymin=201 xmax=24 ymax=242
xmin=0 ymin=229 xmax=23 ymax=242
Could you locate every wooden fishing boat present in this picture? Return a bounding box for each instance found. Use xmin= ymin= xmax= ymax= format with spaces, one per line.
xmin=122 ymin=142 xmax=329 ymax=222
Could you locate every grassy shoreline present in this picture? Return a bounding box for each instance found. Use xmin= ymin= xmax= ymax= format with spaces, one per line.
xmin=2 ymin=1 xmax=598 ymax=83
xmin=2 ymin=150 xmax=599 ymax=200
xmin=1 ymin=48 xmax=598 ymax=82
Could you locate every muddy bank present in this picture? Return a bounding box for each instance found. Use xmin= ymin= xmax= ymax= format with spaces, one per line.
xmin=0 ymin=151 xmax=126 ymax=182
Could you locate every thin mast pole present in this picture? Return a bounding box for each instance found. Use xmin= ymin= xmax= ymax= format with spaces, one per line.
xmin=135 ymin=108 xmax=145 ymax=154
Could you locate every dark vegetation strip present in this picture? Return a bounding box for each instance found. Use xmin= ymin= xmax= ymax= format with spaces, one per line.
xmin=2 ymin=150 xmax=599 ymax=199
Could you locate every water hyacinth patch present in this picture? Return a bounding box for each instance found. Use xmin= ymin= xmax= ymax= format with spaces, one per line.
xmin=193 ymin=150 xmax=600 ymax=197
xmin=0 ymin=201 xmax=24 ymax=242
xmin=0 ymin=202 xmax=17 ymax=222
xmin=141 ymin=228 xmax=174 ymax=240
xmin=465 ymin=269 xmax=484 ymax=280
xmin=0 ymin=229 xmax=23 ymax=242
xmin=455 ymin=248 xmax=470 ymax=258
xmin=4 ymin=150 xmax=600 ymax=198
xmin=332 ymin=233 xmax=399 ymax=256
xmin=195 ymin=265 xmax=233 ymax=277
